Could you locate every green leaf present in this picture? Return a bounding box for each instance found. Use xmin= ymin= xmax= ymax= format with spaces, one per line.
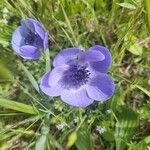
xmin=35 ymin=126 xmax=49 ymax=150
xmin=67 ymin=132 xmax=77 ymax=148
xmin=75 ymin=129 xmax=93 ymax=150
xmin=144 ymin=0 xmax=150 ymax=29
xmin=102 ymin=131 xmax=114 ymax=142
xmin=45 ymin=48 xmax=51 ymax=72
xmin=128 ymin=43 xmax=143 ymax=55
xmin=20 ymin=62 xmax=40 ymax=94
xmin=134 ymin=84 xmax=150 ymax=97
xmin=117 ymin=2 xmax=136 ymax=10
xmin=0 ymin=98 xmax=38 ymax=114
xmin=115 ymin=106 xmax=139 ymax=150
xmin=128 ymin=136 xmax=150 ymax=150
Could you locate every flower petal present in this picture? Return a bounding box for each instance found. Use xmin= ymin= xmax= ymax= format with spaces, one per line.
xmin=21 ymin=18 xmax=47 ymax=42
xmin=40 ymin=72 xmax=63 ymax=96
xmin=48 ymin=66 xmax=67 ymax=86
xmin=12 ymin=41 xmax=21 ymax=54
xmin=79 ymin=50 xmax=104 ymax=64
xmin=20 ymin=45 xmax=41 ymax=60
xmin=21 ymin=18 xmax=35 ymax=32
xmin=53 ymin=48 xmax=81 ymax=67
xmin=86 ymin=74 xmax=115 ymax=101
xmin=61 ymin=86 xmax=94 ymax=107
xmin=11 ymin=26 xmax=24 ymax=48
xmin=32 ymin=20 xmax=45 ymax=40
xmin=89 ymin=45 xmax=112 ymax=73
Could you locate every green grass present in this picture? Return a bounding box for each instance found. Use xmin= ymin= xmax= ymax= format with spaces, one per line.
xmin=0 ymin=0 xmax=150 ymax=149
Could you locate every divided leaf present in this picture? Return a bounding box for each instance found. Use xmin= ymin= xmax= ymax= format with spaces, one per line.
xmin=115 ymin=106 xmax=139 ymax=150
xmin=75 ymin=129 xmax=93 ymax=150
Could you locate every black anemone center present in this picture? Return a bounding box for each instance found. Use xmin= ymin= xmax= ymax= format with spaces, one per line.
xmin=61 ymin=65 xmax=91 ymax=89
xmin=24 ymin=32 xmax=37 ymax=45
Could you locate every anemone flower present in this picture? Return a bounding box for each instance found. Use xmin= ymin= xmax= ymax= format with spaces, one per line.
xmin=11 ymin=18 xmax=48 ymax=60
xmin=40 ymin=45 xmax=115 ymax=107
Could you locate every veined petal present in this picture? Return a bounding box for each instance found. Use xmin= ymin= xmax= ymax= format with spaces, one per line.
xmin=61 ymin=86 xmax=94 ymax=107
xmin=89 ymin=45 xmax=112 ymax=73
xmin=86 ymin=74 xmax=115 ymax=101
xmin=11 ymin=26 xmax=24 ymax=48
xmin=79 ymin=50 xmax=104 ymax=64
xmin=48 ymin=66 xmax=67 ymax=86
xmin=20 ymin=45 xmax=41 ymax=60
xmin=21 ymin=18 xmax=35 ymax=32
xmin=53 ymin=48 xmax=81 ymax=67
xmin=40 ymin=72 xmax=63 ymax=96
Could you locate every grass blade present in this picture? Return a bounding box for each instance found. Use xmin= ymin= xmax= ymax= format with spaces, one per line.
xmin=35 ymin=126 xmax=49 ymax=150
xmin=134 ymin=84 xmax=150 ymax=97
xmin=20 ymin=62 xmax=40 ymax=94
xmin=144 ymin=0 xmax=150 ymax=30
xmin=45 ymin=48 xmax=51 ymax=72
xmin=0 ymin=98 xmax=38 ymax=114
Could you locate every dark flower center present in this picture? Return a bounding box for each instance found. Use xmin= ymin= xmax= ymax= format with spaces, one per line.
xmin=24 ymin=32 xmax=38 ymax=45
xmin=61 ymin=65 xmax=91 ymax=89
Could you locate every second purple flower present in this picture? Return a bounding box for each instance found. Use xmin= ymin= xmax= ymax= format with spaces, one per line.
xmin=40 ymin=45 xmax=115 ymax=107
xmin=11 ymin=18 xmax=48 ymax=60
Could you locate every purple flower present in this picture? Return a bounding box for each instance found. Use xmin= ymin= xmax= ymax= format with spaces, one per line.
xmin=40 ymin=45 xmax=115 ymax=107
xmin=11 ymin=18 xmax=48 ymax=60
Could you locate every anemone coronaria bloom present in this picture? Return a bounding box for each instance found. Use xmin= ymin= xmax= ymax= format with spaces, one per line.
xmin=40 ymin=45 xmax=115 ymax=107
xmin=11 ymin=18 xmax=48 ymax=60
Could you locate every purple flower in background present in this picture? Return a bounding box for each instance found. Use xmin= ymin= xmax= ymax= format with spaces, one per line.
xmin=40 ymin=45 xmax=115 ymax=107
xmin=11 ymin=18 xmax=48 ymax=60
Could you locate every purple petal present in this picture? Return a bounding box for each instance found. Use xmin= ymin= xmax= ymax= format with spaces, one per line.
xmin=48 ymin=66 xmax=67 ymax=86
xmin=21 ymin=18 xmax=47 ymax=44
xmin=86 ymin=74 xmax=115 ymax=101
xmin=12 ymin=42 xmax=20 ymax=54
xmin=21 ymin=18 xmax=35 ymax=32
xmin=53 ymin=48 xmax=81 ymax=67
xmin=89 ymin=45 xmax=112 ymax=73
xmin=11 ymin=26 xmax=24 ymax=48
xmin=32 ymin=20 xmax=45 ymax=40
xmin=20 ymin=45 xmax=41 ymax=60
xmin=40 ymin=72 xmax=63 ymax=96
xmin=79 ymin=50 xmax=104 ymax=64
xmin=61 ymin=86 xmax=94 ymax=107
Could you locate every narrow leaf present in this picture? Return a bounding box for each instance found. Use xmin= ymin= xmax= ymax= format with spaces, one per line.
xmin=0 ymin=98 xmax=38 ymax=114
xmin=20 ymin=62 xmax=40 ymax=94
xmin=45 ymin=48 xmax=51 ymax=72
xmin=117 ymin=2 xmax=136 ymax=10
xmin=128 ymin=43 xmax=143 ymax=56
xmin=144 ymin=0 xmax=150 ymax=29
xmin=134 ymin=84 xmax=150 ymax=97
xmin=35 ymin=126 xmax=49 ymax=150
